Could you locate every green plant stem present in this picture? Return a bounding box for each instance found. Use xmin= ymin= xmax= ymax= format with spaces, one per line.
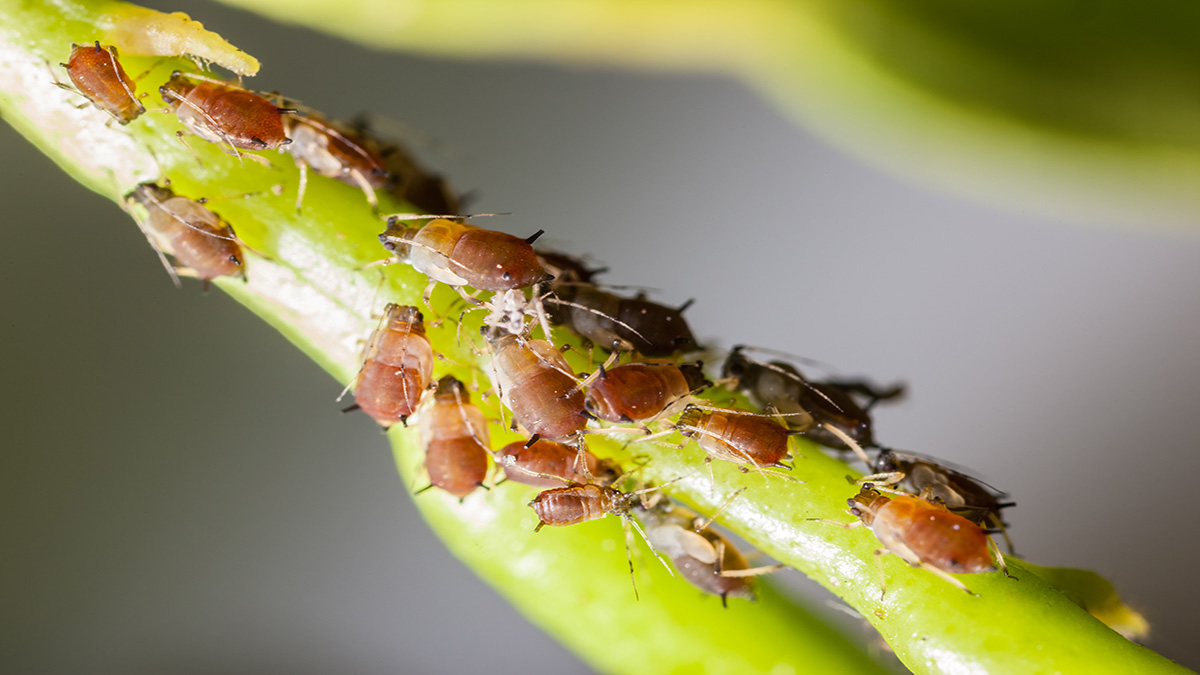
xmin=0 ymin=2 xmax=1189 ymax=674
xmin=220 ymin=0 xmax=1200 ymax=229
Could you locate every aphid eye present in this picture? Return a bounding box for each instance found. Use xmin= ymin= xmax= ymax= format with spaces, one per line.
xmin=502 ymin=272 xmax=512 ymax=281
xmin=229 ymin=255 xmax=242 ymax=265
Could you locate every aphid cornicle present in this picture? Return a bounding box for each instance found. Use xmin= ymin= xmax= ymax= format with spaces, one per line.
xmin=125 ymin=182 xmax=245 ymax=288
xmin=59 ymin=42 xmax=145 ymax=125
xmin=674 ymin=404 xmax=792 ymax=471
xmin=160 ymin=71 xmax=293 ymax=153
xmin=584 ymin=361 xmax=711 ymax=423
xmin=547 ymin=284 xmax=696 ymax=357
xmin=498 ymin=438 xmax=620 ymax=487
xmin=636 ymin=500 xmax=770 ymax=607
xmin=865 ymin=449 xmax=1016 ymax=552
xmin=378 ymin=217 xmax=549 ymax=293
xmin=487 ymin=333 xmax=587 ymax=443
xmin=351 ymin=304 xmax=434 ymax=428
xmin=722 ymin=346 xmax=902 ymax=455
xmin=418 ymin=376 xmax=491 ymax=499
xmin=845 ymin=485 xmax=1007 ymax=595
xmin=283 ymin=113 xmax=390 ymax=211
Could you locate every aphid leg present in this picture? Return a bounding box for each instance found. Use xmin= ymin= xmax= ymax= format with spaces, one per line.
xmin=174 ymin=130 xmax=207 ymax=167
xmin=820 ymin=423 xmax=873 ymax=466
xmin=694 ymin=487 xmax=746 ymax=532
xmin=294 ymin=162 xmax=309 ymax=213
xmin=718 ymin=563 xmax=787 ymax=579
xmin=987 ymin=535 xmax=1017 ymax=580
xmin=806 ymin=517 xmax=863 ymax=529
xmin=347 ymin=167 xmax=380 ymax=213
xmin=875 ymin=549 xmax=890 ymax=600
xmin=421 ymin=277 xmax=440 ymax=307
xmin=917 ymin=561 xmax=976 ymax=596
xmin=626 ymin=514 xmax=675 ymax=578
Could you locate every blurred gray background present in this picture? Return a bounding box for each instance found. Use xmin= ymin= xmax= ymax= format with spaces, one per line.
xmin=3 ymin=1 xmax=1200 ymax=672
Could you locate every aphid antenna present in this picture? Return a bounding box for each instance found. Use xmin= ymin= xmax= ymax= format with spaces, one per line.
xmin=162 ymin=84 xmax=249 ymax=163
xmin=444 ymin=376 xmax=491 ymax=448
xmin=731 ymin=351 xmax=847 ymax=415
xmin=382 ymin=212 xmax=508 ymax=223
xmin=122 ymin=201 xmax=184 ymax=288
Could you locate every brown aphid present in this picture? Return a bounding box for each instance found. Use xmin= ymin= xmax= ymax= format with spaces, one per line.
xmin=675 ymin=404 xmax=792 ymax=470
xmin=584 ymin=361 xmax=711 ymax=423
xmin=723 ymin=346 xmax=903 ymax=455
xmin=160 ymin=71 xmax=293 ymax=153
xmin=865 ymin=449 xmax=1015 ymax=552
xmin=488 ymin=334 xmax=587 ymax=443
xmin=498 ymin=438 xmax=620 ymax=487
xmin=125 ymin=183 xmax=244 ymax=288
xmin=59 ymin=42 xmax=145 ymax=125
xmin=847 ymin=485 xmax=1006 ymax=595
xmin=529 ymin=482 xmax=631 ymax=530
xmin=351 ymin=304 xmax=434 ymax=428
xmin=283 ymin=113 xmax=390 ymax=211
xmin=418 ymin=376 xmax=491 ymax=499
xmin=636 ymin=500 xmax=776 ymax=607
xmin=547 ymin=284 xmax=696 ymax=357
xmin=379 ymin=217 xmax=549 ymax=293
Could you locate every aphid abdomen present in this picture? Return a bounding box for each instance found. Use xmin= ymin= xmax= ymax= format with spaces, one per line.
xmin=63 ymin=43 xmax=144 ymax=124
xmin=673 ymin=532 xmax=757 ymax=602
xmin=499 ymin=439 xmax=607 ymax=487
xmin=353 ymin=306 xmax=433 ymax=426
xmin=613 ymin=298 xmax=696 ymax=356
xmin=585 ymin=363 xmax=690 ymax=422
xmin=162 ymin=74 xmax=290 ymax=151
xmin=680 ymin=408 xmax=789 ymax=467
xmin=530 ymin=484 xmax=619 ymax=527
xmin=451 ymin=229 xmax=546 ymax=291
xmin=425 ymin=437 xmax=490 ymax=498
xmin=876 ymin=496 xmax=994 ymax=574
xmin=506 ymin=369 xmax=587 ymax=442
xmin=166 ymin=220 xmax=244 ymax=280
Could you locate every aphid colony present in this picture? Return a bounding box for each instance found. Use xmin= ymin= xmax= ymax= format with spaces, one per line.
xmin=78 ymin=41 xmax=1019 ymax=603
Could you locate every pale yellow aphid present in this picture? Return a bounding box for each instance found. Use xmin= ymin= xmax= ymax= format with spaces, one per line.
xmin=100 ymin=7 xmax=260 ymax=76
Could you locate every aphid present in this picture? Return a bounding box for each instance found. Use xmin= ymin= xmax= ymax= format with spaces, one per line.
xmin=584 ymin=361 xmax=711 ymax=423
xmin=842 ymin=485 xmax=1008 ymax=595
xmin=723 ymin=346 xmax=902 ymax=457
xmin=124 ymin=182 xmax=244 ymax=288
xmin=58 ymin=42 xmax=145 ymax=125
xmin=160 ymin=71 xmax=294 ymax=155
xmin=487 ymin=333 xmax=587 ymax=443
xmin=528 ymin=480 xmax=674 ymax=598
xmin=282 ymin=113 xmax=390 ymax=212
xmin=636 ymin=499 xmax=779 ymax=607
xmin=674 ymin=404 xmax=793 ymax=472
xmin=547 ymin=284 xmax=696 ymax=356
xmin=348 ymin=304 xmax=434 ymax=428
xmin=497 ymin=437 xmax=620 ymax=487
xmin=417 ymin=376 xmax=491 ymax=499
xmin=862 ymin=449 xmax=1016 ymax=552
xmin=378 ymin=217 xmax=549 ymax=300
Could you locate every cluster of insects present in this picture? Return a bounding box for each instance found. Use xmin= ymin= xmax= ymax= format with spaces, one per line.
xmin=64 ymin=38 xmax=1020 ymax=605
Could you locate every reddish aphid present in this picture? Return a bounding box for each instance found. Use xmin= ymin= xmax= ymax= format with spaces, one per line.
xmin=418 ymin=376 xmax=491 ymax=499
xmin=488 ymin=333 xmax=588 ymax=443
xmin=160 ymin=71 xmax=293 ymax=153
xmin=675 ymin=405 xmax=793 ymax=471
xmin=863 ymin=449 xmax=1016 ymax=552
xmin=497 ymin=437 xmax=620 ymax=487
xmin=59 ymin=42 xmax=145 ymax=125
xmin=351 ymin=304 xmax=434 ymax=428
xmin=379 ymin=217 xmax=549 ymax=295
xmin=125 ymin=182 xmax=244 ymax=288
xmin=283 ymin=113 xmax=390 ymax=211
xmin=584 ymin=361 xmax=710 ymax=423
xmin=845 ymin=485 xmax=1008 ymax=595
